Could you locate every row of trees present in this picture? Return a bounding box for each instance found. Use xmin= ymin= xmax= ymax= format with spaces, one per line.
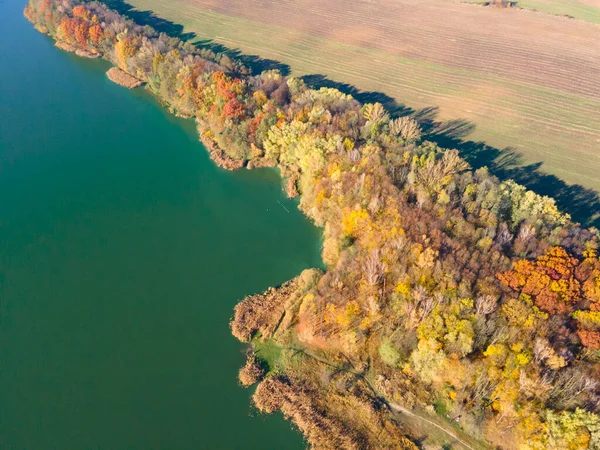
xmin=25 ymin=1 xmax=600 ymax=447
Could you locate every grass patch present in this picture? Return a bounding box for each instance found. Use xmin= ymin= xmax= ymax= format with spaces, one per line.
xmin=252 ymin=336 xmax=283 ymax=373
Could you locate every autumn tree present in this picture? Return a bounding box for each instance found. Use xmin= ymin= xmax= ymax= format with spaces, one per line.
xmin=74 ymin=22 xmax=88 ymax=48
xmin=498 ymin=246 xmax=581 ymax=314
xmin=23 ymin=0 xmax=600 ymax=445
xmin=72 ymin=5 xmax=90 ymax=20
xmin=89 ymin=24 xmax=103 ymax=46
xmin=58 ymin=17 xmax=76 ymax=43
xmin=223 ymin=98 xmax=244 ymax=119
xmin=500 ymin=247 xmax=600 ymax=350
xmin=115 ymin=33 xmax=139 ymax=70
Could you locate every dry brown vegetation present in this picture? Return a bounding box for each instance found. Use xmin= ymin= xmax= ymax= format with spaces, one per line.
xmin=76 ymin=48 xmax=100 ymax=58
xmin=55 ymin=41 xmax=78 ymax=52
xmin=231 ymin=279 xmax=295 ymax=343
xmin=254 ymin=374 xmax=419 ymax=450
xmin=106 ymin=67 xmax=143 ymax=88
xmin=55 ymin=41 xmax=99 ymax=58
xmin=238 ymin=354 xmax=265 ymax=387
xmin=197 ymin=123 xmax=246 ymax=169
xmin=231 ymin=269 xmax=321 ymax=343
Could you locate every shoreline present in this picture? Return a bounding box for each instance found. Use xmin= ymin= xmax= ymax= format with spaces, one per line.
xmin=23 ymin=1 xmax=600 ymax=448
xmin=106 ymin=67 xmax=143 ymax=88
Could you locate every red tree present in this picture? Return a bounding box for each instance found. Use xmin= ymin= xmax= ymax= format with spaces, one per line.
xmin=577 ymin=330 xmax=600 ymax=350
xmin=72 ymin=5 xmax=90 ymax=20
xmin=497 ymin=247 xmax=581 ymax=314
xmin=499 ymin=247 xmax=600 ymax=350
xmin=74 ymin=22 xmax=89 ymax=48
xmin=89 ymin=24 xmax=103 ymax=46
xmin=59 ymin=17 xmax=77 ymax=42
xmin=223 ymin=99 xmax=244 ymax=119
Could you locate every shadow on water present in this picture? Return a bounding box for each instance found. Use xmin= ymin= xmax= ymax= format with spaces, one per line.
xmin=101 ymin=0 xmax=600 ymax=228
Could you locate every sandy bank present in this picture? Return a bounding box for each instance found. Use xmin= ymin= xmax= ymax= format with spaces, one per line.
xmin=75 ymin=49 xmax=100 ymax=59
xmin=54 ymin=42 xmax=98 ymax=58
xmin=106 ymin=67 xmax=143 ymax=89
xmin=55 ymin=41 xmax=77 ymax=53
xmin=34 ymin=24 xmax=48 ymax=34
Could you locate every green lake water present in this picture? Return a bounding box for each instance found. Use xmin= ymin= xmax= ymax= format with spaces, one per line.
xmin=0 ymin=1 xmax=322 ymax=447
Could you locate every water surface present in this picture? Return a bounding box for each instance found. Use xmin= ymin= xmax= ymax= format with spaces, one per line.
xmin=0 ymin=1 xmax=321 ymax=447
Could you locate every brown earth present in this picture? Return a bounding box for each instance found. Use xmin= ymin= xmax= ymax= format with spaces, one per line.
xmin=127 ymin=0 xmax=600 ymax=194
xmin=186 ymin=0 xmax=599 ymax=99
xmin=580 ymin=0 xmax=600 ymax=7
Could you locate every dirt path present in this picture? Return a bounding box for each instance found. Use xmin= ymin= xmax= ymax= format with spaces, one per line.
xmin=289 ymin=346 xmax=481 ymax=450
xmin=387 ymin=401 xmax=476 ymax=450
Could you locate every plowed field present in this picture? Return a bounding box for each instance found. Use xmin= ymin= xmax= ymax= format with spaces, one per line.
xmin=125 ymin=0 xmax=600 ymax=194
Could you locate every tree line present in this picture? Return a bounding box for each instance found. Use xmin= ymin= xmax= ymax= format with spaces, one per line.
xmin=25 ymin=1 xmax=600 ymax=447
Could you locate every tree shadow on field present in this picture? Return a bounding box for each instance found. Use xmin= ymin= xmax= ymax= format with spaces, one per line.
xmin=300 ymin=75 xmax=600 ymax=227
xmin=102 ymin=0 xmax=291 ymax=76
xmin=194 ymin=38 xmax=291 ymax=75
xmin=103 ymin=0 xmax=197 ymax=41
xmin=412 ymin=106 xmax=600 ymax=228
xmin=301 ymin=74 xmax=413 ymax=117
xmin=100 ymin=1 xmax=600 ymax=228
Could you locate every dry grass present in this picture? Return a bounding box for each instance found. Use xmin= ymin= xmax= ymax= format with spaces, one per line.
xmin=123 ymin=0 xmax=600 ymax=194
xmin=253 ymin=374 xmax=420 ymax=449
xmin=106 ymin=67 xmax=143 ymax=88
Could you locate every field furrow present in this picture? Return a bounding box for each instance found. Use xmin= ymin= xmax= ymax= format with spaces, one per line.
xmin=125 ymin=0 xmax=600 ymax=191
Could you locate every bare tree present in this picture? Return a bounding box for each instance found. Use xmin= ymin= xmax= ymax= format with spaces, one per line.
xmin=533 ymin=338 xmax=554 ymax=366
xmin=349 ymin=147 xmax=361 ymax=163
xmin=413 ymin=150 xmax=470 ymax=194
xmin=496 ymin=223 xmax=513 ymax=246
xmin=518 ymin=371 xmax=551 ymax=399
xmin=416 ymin=188 xmax=428 ymax=210
xmin=362 ymin=102 xmax=389 ymax=124
xmin=548 ymin=368 xmax=599 ymax=409
xmin=475 ymin=295 xmax=498 ymax=315
xmin=391 ymin=235 xmax=407 ymax=251
xmin=471 ymin=370 xmax=496 ymax=404
xmin=403 ymin=286 xmax=439 ymax=329
xmin=362 ymin=249 xmax=387 ymax=286
xmin=389 ymin=116 xmax=422 ymax=143
xmin=517 ymin=223 xmax=536 ymax=242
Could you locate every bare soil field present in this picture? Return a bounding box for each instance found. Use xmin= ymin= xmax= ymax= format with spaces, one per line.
xmin=462 ymin=0 xmax=600 ymax=23
xmin=120 ymin=0 xmax=600 ymax=218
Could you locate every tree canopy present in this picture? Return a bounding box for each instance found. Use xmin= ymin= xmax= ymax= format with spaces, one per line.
xmin=25 ymin=1 xmax=600 ymax=447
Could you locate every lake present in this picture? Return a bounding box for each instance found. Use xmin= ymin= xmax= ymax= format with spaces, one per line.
xmin=0 ymin=0 xmax=321 ymax=447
